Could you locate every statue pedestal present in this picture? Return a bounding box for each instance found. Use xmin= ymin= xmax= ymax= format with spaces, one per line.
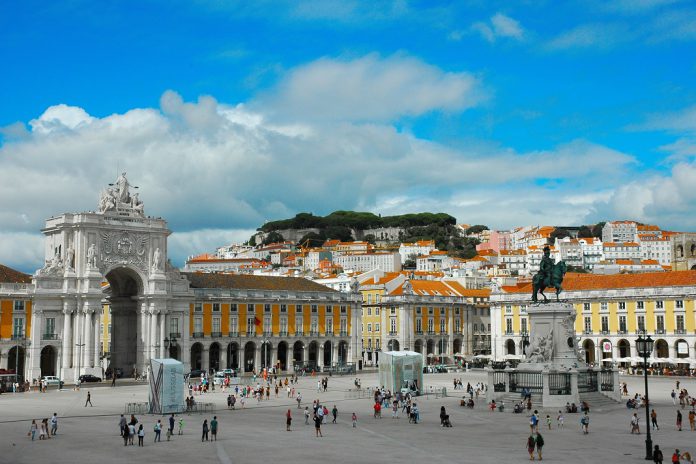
xmin=516 ymin=303 xmax=584 ymax=371
xmin=487 ymin=302 xmax=621 ymax=409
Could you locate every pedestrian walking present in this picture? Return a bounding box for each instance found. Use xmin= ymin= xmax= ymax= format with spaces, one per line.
xmin=202 ymin=419 xmax=209 ymax=442
xmin=677 ymin=411 xmax=683 ymax=431
xmin=137 ymin=424 xmax=144 ymax=446
xmin=50 ymin=413 xmax=58 ymax=436
xmin=654 ymin=445 xmax=663 ymax=464
xmin=304 ymin=406 xmax=310 ymax=425
xmin=536 ymin=432 xmax=544 ymax=460
xmin=119 ymin=414 xmax=127 ymax=436
xmin=546 ymin=414 xmax=552 ymax=430
xmin=352 ymin=412 xmax=357 ymax=428
xmin=128 ymin=423 xmax=136 ymax=445
xmin=29 ymin=420 xmax=37 ymax=441
xmin=211 ymin=416 xmax=218 ymax=441
xmin=652 ymin=409 xmax=659 ymax=430
xmin=672 ymin=390 xmax=677 ymax=405
xmin=297 ymin=392 xmax=302 ymax=408
xmin=314 ymin=412 xmax=323 ymax=437
xmin=526 ymin=434 xmax=536 ymax=460
xmin=111 ymin=371 xmax=117 ymax=387
xmin=154 ymin=420 xmax=162 ymax=442
xmin=168 ymin=414 xmax=175 ymax=437
xmin=332 ymin=405 xmax=338 ymax=423
xmin=38 ymin=419 xmax=47 ymax=440
xmin=682 ymin=451 xmax=693 ymax=464
xmin=689 ymin=411 xmax=696 ymax=431
xmin=557 ymin=410 xmax=564 ymax=428
xmin=286 ymin=409 xmax=292 ymax=431
xmin=84 ymin=391 xmax=93 ymax=407
xmin=122 ymin=424 xmax=129 ymax=446
xmin=631 ymin=413 xmax=640 ymax=434
xmin=581 ymin=412 xmax=590 ymax=434
xmin=673 ymin=449 xmax=681 ymax=464
xmin=178 ymin=417 xmax=184 ymax=435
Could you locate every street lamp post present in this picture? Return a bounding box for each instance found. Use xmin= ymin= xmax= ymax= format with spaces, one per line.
xmin=76 ymin=337 xmax=85 ymax=384
xmin=164 ymin=336 xmax=177 ymax=359
xmin=636 ymin=334 xmax=655 ymax=461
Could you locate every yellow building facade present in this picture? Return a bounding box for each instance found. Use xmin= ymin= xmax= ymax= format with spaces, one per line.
xmin=491 ymin=271 xmax=696 ymax=365
xmin=0 ymin=265 xmax=33 ymax=381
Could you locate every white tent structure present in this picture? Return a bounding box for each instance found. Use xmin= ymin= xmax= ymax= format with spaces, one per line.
xmin=378 ymin=351 xmax=423 ymax=395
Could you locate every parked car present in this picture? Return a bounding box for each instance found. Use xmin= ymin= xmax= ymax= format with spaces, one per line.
xmin=41 ymin=376 xmax=62 ymax=386
xmin=188 ymin=369 xmax=203 ymax=378
xmin=78 ymin=374 xmax=102 ymax=383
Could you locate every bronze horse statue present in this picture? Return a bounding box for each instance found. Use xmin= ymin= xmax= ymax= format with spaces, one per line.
xmin=532 ymin=261 xmax=567 ymax=303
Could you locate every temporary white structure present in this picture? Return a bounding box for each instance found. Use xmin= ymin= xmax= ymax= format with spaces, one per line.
xmin=378 ymin=351 xmax=423 ymax=394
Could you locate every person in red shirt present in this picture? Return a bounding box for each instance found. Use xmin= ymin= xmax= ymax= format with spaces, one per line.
xmin=374 ymin=402 xmax=381 ymax=418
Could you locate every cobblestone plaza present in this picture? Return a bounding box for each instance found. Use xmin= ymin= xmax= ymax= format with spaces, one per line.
xmin=1 ymin=371 xmax=695 ymax=464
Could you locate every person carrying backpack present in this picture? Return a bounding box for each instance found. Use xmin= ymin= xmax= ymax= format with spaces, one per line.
xmin=581 ymin=412 xmax=590 ymax=434
xmin=536 ymin=432 xmax=544 ymax=461
xmin=653 ymin=445 xmax=663 ymax=464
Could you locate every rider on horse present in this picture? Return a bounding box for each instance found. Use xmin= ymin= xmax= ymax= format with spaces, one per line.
xmin=532 ymin=246 xmax=567 ymax=303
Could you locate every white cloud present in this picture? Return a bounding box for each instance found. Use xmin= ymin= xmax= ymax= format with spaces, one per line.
xmin=545 ymin=23 xmax=632 ymax=51
xmin=638 ymin=104 xmax=696 ymax=134
xmin=256 ymin=54 xmax=483 ymax=122
xmin=470 ymin=13 xmax=525 ymax=43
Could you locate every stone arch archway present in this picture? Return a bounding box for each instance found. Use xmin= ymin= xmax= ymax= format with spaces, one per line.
xmin=190 ymin=343 xmax=203 ymax=371
xmin=414 ymin=339 xmax=423 ymax=354
xmin=293 ymin=341 xmax=304 ymax=367
xmin=209 ymin=342 xmax=221 ymax=373
xmin=308 ymin=341 xmax=319 ymax=369
xmin=337 ymin=341 xmax=348 ymax=365
xmin=40 ymin=345 xmax=57 ymax=378
xmin=8 ymin=346 xmax=26 ymax=382
xmin=453 ymin=338 xmax=462 ymax=355
xmin=277 ymin=342 xmax=288 ymax=370
xmin=675 ymin=339 xmax=689 ymax=359
xmin=506 ymin=339 xmax=516 ymax=355
xmin=244 ymin=341 xmax=256 ymax=372
xmin=227 ymin=342 xmax=239 ymax=370
xmin=387 ymin=339 xmax=400 ymax=351
xmin=617 ymin=339 xmax=630 ymax=358
xmin=655 ymin=339 xmax=669 ymax=358
xmin=582 ymin=339 xmax=595 ymax=364
xmin=323 ymin=341 xmax=332 ymax=367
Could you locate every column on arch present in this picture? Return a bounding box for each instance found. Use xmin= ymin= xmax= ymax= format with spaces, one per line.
xmin=149 ymin=303 xmax=158 ymax=362
xmin=159 ymin=310 xmax=167 ymax=359
xmin=62 ymin=302 xmax=73 ymax=369
xmin=82 ymin=303 xmax=93 ymax=369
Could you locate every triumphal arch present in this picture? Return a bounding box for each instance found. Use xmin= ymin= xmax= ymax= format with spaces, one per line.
xmin=28 ymin=174 xmax=192 ymax=382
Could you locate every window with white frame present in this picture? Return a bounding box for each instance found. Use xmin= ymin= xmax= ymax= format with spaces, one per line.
xmin=170 ymin=317 xmax=179 ymax=335
xmin=264 ymin=304 xmax=271 ymax=313
xmin=600 ymin=302 xmax=608 ymax=312
xmin=439 ymin=319 xmax=445 ymax=334
xmin=194 ymin=302 xmax=202 ymax=312
xmin=340 ymin=318 xmax=347 ymax=333
xmin=248 ymin=303 xmax=255 ymax=313
xmin=375 ymin=308 xmax=380 ymax=315
xmin=390 ymin=306 xmax=395 ymax=315
xmin=367 ymin=308 xmax=372 ymax=316
xmin=230 ymin=316 xmax=237 ymax=334
xmin=295 ymin=316 xmax=303 ymax=334
xmin=280 ymin=317 xmax=288 ymax=334
xmin=367 ymin=323 xmax=372 ymax=333
xmin=619 ymin=315 xmax=626 ymax=333
xmin=455 ymin=318 xmax=461 ymax=333
xmin=326 ymin=306 xmax=333 ymax=314
xmin=13 ymin=300 xmax=25 ymax=312
xmin=676 ymin=314 xmax=685 ymax=332
xmin=601 ymin=316 xmax=609 ymax=332
xmin=375 ymin=323 xmax=380 ymax=332
xmin=584 ymin=316 xmax=591 ymax=333
xmin=416 ymin=307 xmax=422 ymax=315
xmin=230 ymin=303 xmax=237 ymax=312
xmin=656 ymin=301 xmax=664 ymax=310
xmin=656 ymin=315 xmax=665 ymax=332
xmin=637 ymin=301 xmax=645 ymax=310
xmin=520 ymin=304 xmax=527 ymax=314
xmin=212 ymin=316 xmax=221 ymax=334
xmin=264 ymin=316 xmax=271 ymax=332
xmin=521 ymin=318 xmax=528 ymax=334
xmin=12 ymin=317 xmax=24 ymax=337
xmin=416 ymin=319 xmax=422 ymax=333
xmin=194 ymin=317 xmax=202 ymax=334
xmin=505 ymin=305 xmax=512 ymax=314
xmin=213 ymin=303 xmax=220 ymax=312
xmin=340 ymin=305 xmax=347 ymax=314
xmin=326 ymin=318 xmax=333 ymax=334
xmin=676 ymin=300 xmax=684 ymax=309
xmin=247 ymin=317 xmax=256 ymax=334
xmin=45 ymin=317 xmax=55 ymax=335
xmin=280 ymin=304 xmax=287 ymax=313
xmin=428 ymin=318 xmax=434 ymax=333
xmin=296 ymin=304 xmax=303 ymax=313
xmin=390 ymin=319 xmax=396 ymax=333
xmin=506 ymin=318 xmax=513 ymax=334
xmin=637 ymin=315 xmax=645 ymax=332
xmin=618 ymin=302 xmax=626 ymax=311
xmin=583 ymin=303 xmax=590 ymax=312
xmin=311 ymin=305 xmax=318 ymax=313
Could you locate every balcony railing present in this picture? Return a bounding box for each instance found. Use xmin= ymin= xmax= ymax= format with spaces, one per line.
xmin=279 ymin=331 xmax=288 ymax=337
xmin=675 ymin=328 xmax=686 ymax=334
xmin=655 ymin=329 xmax=665 ymax=334
xmin=246 ymin=331 xmax=256 ymax=337
xmin=169 ymin=332 xmax=182 ymax=339
xmin=427 ymin=330 xmax=436 ymax=335
xmin=388 ymin=331 xmax=398 ymax=336
xmin=295 ymin=331 xmax=305 ymax=337
xmin=229 ymin=331 xmax=239 ymax=337
xmin=617 ymin=329 xmax=627 ymax=335
xmin=504 ymin=331 xmax=514 ymax=335
xmin=11 ymin=334 xmax=26 ymax=340
xmin=415 ymin=330 xmax=423 ymax=335
xmin=42 ymin=333 xmax=59 ymax=340
xmin=339 ymin=331 xmax=348 ymax=337
xmin=263 ymin=331 xmax=273 ymax=338
xmin=192 ymin=332 xmax=204 ymax=338
xmin=211 ymin=331 xmax=222 ymax=338
xmin=582 ymin=330 xmax=592 ymax=335
xmin=309 ymin=330 xmax=319 ymax=336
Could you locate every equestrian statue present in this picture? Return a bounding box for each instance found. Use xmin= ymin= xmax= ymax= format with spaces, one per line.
xmin=531 ymin=245 xmax=567 ymax=303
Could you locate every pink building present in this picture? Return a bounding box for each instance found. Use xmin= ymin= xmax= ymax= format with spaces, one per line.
xmin=476 ymin=230 xmax=511 ymax=253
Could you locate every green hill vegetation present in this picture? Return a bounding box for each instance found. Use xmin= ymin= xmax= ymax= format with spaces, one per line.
xmin=260 ymin=211 xmax=456 ymax=232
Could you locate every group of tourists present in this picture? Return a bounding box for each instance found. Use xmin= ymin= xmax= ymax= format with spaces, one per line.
xmin=118 ymin=413 xmax=186 ymax=446
xmin=28 ymin=414 xmax=58 ymax=441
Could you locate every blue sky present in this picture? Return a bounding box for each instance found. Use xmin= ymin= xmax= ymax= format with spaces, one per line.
xmin=2 ymin=0 xmax=696 ymax=272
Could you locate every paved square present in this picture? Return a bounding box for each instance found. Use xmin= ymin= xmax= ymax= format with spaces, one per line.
xmin=0 ymin=371 xmax=694 ymax=464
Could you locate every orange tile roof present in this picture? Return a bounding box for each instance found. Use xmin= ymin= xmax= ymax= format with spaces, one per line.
xmin=0 ymin=264 xmax=31 ymax=283
xmin=501 ymin=271 xmax=696 ymax=293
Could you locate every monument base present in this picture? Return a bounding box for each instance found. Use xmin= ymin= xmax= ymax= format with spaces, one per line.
xmin=488 ymin=301 xmax=621 ymax=408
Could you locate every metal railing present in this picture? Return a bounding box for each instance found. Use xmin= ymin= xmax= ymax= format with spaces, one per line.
xmin=169 ymin=332 xmax=182 ymax=338
xmin=577 ymin=371 xmax=598 ymax=393
xmin=42 ymin=333 xmax=59 ymax=340
xmin=211 ymin=332 xmax=222 ymax=338
xmin=548 ymin=373 xmax=571 ymax=395
xmin=493 ymin=371 xmax=506 ymax=392
xmin=339 ymin=331 xmax=348 ymax=337
xmin=192 ymin=332 xmax=204 ymax=338
xmin=600 ymin=370 xmax=614 ymax=392
xmin=508 ymin=372 xmax=543 ymax=394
